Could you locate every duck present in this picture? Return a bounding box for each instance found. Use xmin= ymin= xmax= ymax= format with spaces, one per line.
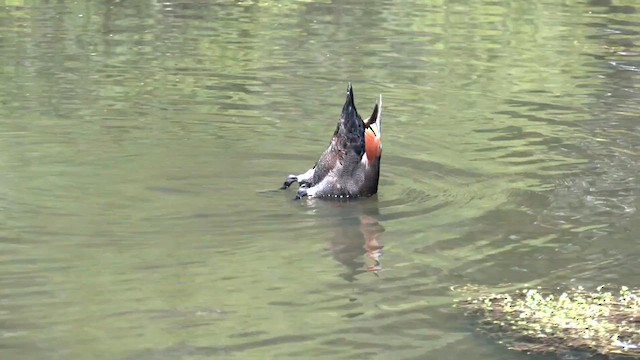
xmin=281 ymin=83 xmax=382 ymax=200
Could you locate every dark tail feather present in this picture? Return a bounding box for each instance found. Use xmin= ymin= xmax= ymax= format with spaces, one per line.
xmin=340 ymin=82 xmax=359 ymax=124
xmin=337 ymin=83 xmax=365 ymax=158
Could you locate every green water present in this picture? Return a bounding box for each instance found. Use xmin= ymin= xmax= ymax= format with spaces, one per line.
xmin=1 ymin=0 xmax=639 ymax=359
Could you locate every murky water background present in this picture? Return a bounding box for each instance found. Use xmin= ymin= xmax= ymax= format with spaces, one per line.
xmin=1 ymin=0 xmax=639 ymax=359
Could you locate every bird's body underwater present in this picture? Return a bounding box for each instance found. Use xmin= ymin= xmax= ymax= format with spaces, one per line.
xmin=281 ymin=83 xmax=382 ymax=200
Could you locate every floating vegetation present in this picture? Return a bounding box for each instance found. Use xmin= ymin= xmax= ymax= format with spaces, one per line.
xmin=455 ymin=285 xmax=640 ymax=357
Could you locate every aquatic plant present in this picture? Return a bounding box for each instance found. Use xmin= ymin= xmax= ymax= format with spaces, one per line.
xmin=455 ymin=285 xmax=640 ymax=357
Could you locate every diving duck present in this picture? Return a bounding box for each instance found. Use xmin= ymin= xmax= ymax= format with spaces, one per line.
xmin=281 ymin=83 xmax=382 ymax=199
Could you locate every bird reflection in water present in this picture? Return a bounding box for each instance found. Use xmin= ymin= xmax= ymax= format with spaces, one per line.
xmin=321 ymin=199 xmax=384 ymax=282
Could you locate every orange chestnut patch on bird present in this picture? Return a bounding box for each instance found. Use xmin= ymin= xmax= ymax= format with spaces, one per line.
xmin=364 ymin=128 xmax=381 ymax=162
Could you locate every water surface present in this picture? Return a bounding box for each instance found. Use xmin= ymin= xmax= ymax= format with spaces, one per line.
xmin=1 ymin=0 xmax=639 ymax=359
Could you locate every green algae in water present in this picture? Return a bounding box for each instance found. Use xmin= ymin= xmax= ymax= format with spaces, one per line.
xmin=455 ymin=285 xmax=640 ymax=357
